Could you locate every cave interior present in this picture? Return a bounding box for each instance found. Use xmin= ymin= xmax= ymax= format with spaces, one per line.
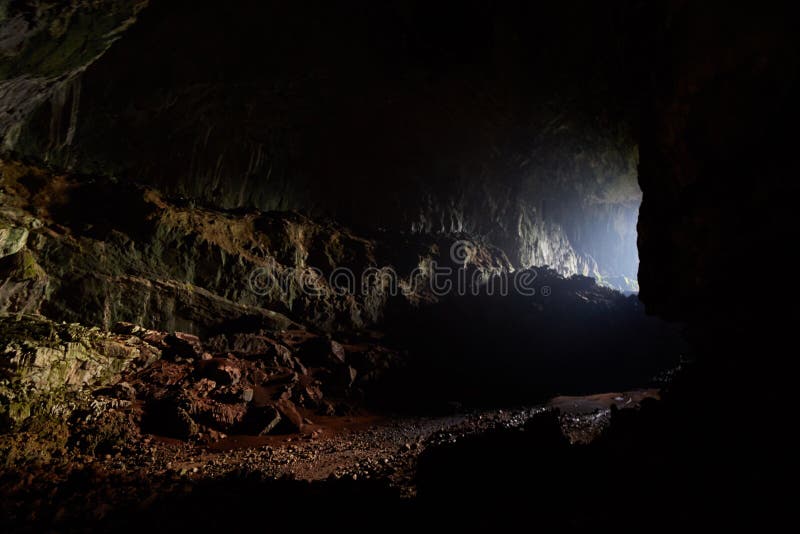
xmin=0 ymin=0 xmax=797 ymax=531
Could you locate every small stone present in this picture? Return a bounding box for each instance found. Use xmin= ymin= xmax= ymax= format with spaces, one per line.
xmin=198 ymin=357 xmax=241 ymax=385
xmin=298 ymin=336 xmax=347 ymax=366
xmin=345 ymin=366 xmax=357 ymax=386
xmin=112 ymin=322 xmax=144 ymax=336
xmin=241 ymin=388 xmax=254 ymax=402
xmin=330 ymin=340 xmax=346 ymax=364
xmin=275 ymin=398 xmax=305 ymax=432
xmin=258 ymin=408 xmax=282 ymax=436
xmin=318 ymin=400 xmax=336 ymax=416
xmin=173 ymin=408 xmax=199 ymax=439
xmin=164 ymin=332 xmax=203 ymax=360
xmin=112 ymin=381 xmax=137 ymax=401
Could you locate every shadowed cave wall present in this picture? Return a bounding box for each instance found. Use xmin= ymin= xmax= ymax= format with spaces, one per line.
xmin=2 ymin=0 xmax=646 ymax=290
xmin=3 ymin=0 xmax=797 ymax=352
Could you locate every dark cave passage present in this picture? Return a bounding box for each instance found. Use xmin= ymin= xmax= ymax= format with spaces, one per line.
xmin=1 ymin=1 xmax=798 ymax=531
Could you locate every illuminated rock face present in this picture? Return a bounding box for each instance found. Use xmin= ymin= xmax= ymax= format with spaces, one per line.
xmin=0 ymin=159 xmax=511 ymax=333
xmin=0 ymin=313 xmax=158 ymax=429
xmin=1 ymin=1 xmax=643 ymax=290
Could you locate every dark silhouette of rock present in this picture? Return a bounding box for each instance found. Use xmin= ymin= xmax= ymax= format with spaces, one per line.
xmin=275 ymin=399 xmax=304 ymax=432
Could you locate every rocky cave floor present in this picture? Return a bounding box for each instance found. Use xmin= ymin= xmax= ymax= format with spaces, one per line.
xmin=0 ymin=314 xmax=663 ymax=531
xmin=0 ymin=160 xmax=680 ymax=531
xmin=2 ymin=381 xmax=657 ymax=531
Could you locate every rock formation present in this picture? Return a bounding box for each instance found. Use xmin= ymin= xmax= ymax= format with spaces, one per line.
xmin=2 ymin=0 xmax=643 ymax=290
xmin=2 ymin=0 xmax=796 ymax=530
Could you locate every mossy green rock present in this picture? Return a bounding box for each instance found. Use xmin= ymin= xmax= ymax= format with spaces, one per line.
xmin=0 ymin=224 xmax=27 ymax=258
xmin=0 ymin=314 xmax=159 ymax=430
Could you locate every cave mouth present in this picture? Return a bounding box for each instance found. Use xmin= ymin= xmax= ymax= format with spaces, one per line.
xmin=0 ymin=1 xmax=707 ymax=529
xmin=0 ymin=0 xmax=675 ymax=434
xmin=584 ymin=190 xmax=641 ymax=295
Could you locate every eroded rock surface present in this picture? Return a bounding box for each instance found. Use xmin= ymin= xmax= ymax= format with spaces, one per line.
xmin=1 ymin=1 xmax=643 ymax=290
xmin=0 ymin=159 xmax=514 ymax=332
xmin=0 ymin=1 xmax=148 ymax=148
xmin=0 ymin=314 xmax=157 ymax=429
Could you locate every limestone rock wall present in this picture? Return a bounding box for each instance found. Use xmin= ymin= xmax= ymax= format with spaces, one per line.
xmin=0 ymin=159 xmax=513 ymax=334
xmin=1 ymin=0 xmax=644 ymax=290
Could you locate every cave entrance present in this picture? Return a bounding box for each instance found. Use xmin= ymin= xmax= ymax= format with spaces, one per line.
xmin=592 ymin=197 xmax=640 ymax=294
xmin=560 ymin=181 xmax=641 ymax=295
